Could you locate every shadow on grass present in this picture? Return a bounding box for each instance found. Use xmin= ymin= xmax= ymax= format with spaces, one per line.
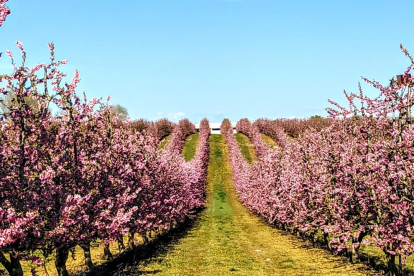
xmin=240 ymin=206 xmax=387 ymax=275
xmin=75 ymin=215 xmax=200 ymax=276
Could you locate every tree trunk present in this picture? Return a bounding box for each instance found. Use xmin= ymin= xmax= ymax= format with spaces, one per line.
xmin=387 ymin=254 xmax=399 ymax=276
xmin=0 ymin=252 xmax=23 ymax=276
xmin=128 ymin=232 xmax=135 ymax=249
xmin=350 ymin=246 xmax=358 ymax=264
xmin=312 ymin=232 xmax=318 ymax=245
xmin=104 ymin=244 xmax=113 ymax=261
xmin=55 ymin=247 xmax=70 ymax=276
xmin=142 ymin=233 xmax=149 ymax=244
xmin=323 ymin=233 xmax=332 ymax=251
xmin=398 ymin=254 xmax=403 ymax=275
xmin=79 ymin=243 xmax=93 ymax=270
xmin=118 ymin=236 xmax=125 ymax=251
xmin=10 ymin=255 xmax=23 ymax=276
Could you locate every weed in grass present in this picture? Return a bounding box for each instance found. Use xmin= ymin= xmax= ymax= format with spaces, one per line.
xmin=279 ymin=258 xmax=295 ymax=269
xmin=214 ymin=148 xmax=222 ymax=158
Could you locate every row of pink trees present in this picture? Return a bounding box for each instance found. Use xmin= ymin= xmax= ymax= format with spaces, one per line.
xmin=0 ymin=42 xmax=210 ymax=276
xmin=226 ymin=47 xmax=414 ymax=276
xmin=0 ymin=3 xmax=211 ymax=276
xmin=146 ymin=118 xmax=176 ymax=141
xmin=160 ymin=118 xmax=209 ymax=217
xmin=253 ymin=118 xmax=290 ymax=149
xmin=236 ymin=118 xmax=270 ymax=159
xmin=116 ymin=118 xmax=175 ymax=138
xmin=254 ymin=117 xmax=333 ymax=138
xmin=0 ymin=41 xmax=140 ymax=276
xmin=127 ymin=118 xmax=208 ymax=241
xmin=164 ymin=118 xmax=196 ymax=154
xmin=221 ymin=119 xmax=262 ymax=215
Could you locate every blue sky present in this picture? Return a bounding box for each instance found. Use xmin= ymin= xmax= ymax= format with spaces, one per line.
xmin=1 ymin=0 xmax=413 ymax=123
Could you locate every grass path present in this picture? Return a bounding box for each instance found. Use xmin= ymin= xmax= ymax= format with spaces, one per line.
xmin=261 ymin=133 xmax=279 ymax=149
xmin=158 ymin=134 xmax=171 ymax=149
xmin=137 ymin=134 xmax=376 ymax=276
xmin=234 ymin=133 xmax=257 ymax=163
xmin=182 ymin=134 xmax=199 ymax=161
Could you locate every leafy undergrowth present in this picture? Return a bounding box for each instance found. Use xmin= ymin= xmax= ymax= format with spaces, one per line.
xmin=132 ymin=134 xmax=376 ymax=275
xmin=235 ymin=133 xmax=257 ymax=163
xmin=182 ymin=134 xmax=199 ymax=161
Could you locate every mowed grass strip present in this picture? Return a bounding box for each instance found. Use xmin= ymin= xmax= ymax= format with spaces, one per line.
xmin=260 ymin=133 xmax=278 ymax=150
xmin=136 ymin=134 xmax=376 ymax=276
xmin=182 ymin=134 xmax=199 ymax=161
xmin=158 ymin=134 xmax=171 ymax=149
xmin=137 ymin=134 xmax=255 ymax=275
xmin=235 ymin=133 xmax=258 ymax=163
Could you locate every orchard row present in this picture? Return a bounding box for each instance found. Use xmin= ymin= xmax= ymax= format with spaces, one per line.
xmin=224 ymin=51 xmax=414 ymax=275
xmin=0 ymin=41 xmax=210 ymax=276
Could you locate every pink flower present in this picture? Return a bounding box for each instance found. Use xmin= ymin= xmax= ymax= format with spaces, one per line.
xmin=0 ymin=0 xmax=10 ymax=27
xmin=6 ymin=49 xmax=12 ymax=58
xmin=16 ymin=40 xmax=23 ymax=51
xmin=48 ymin=42 xmax=54 ymax=51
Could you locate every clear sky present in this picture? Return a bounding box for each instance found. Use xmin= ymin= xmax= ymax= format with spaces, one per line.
xmin=1 ymin=0 xmax=413 ymax=123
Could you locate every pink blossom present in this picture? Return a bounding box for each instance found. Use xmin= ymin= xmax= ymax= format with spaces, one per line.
xmin=16 ymin=40 xmax=23 ymax=51
xmin=0 ymin=0 xmax=10 ymax=27
xmin=5 ymin=49 xmax=12 ymax=58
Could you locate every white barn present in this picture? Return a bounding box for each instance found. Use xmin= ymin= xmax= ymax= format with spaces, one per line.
xmin=194 ymin=122 xmax=237 ymax=134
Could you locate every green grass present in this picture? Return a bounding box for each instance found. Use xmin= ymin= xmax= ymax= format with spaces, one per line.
xmin=235 ymin=133 xmax=258 ymax=163
xmin=182 ymin=134 xmax=199 ymax=161
xmin=158 ymin=135 xmax=171 ymax=149
xmin=260 ymin=133 xmax=278 ymax=149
